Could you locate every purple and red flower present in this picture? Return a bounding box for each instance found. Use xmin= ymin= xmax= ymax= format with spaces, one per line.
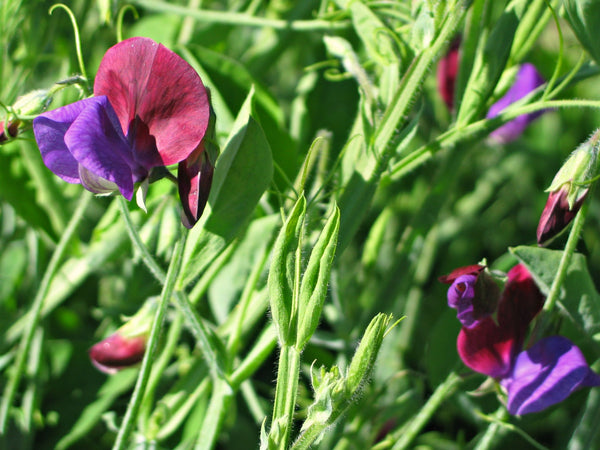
xmin=33 ymin=37 xmax=213 ymax=226
xmin=441 ymin=264 xmax=600 ymax=414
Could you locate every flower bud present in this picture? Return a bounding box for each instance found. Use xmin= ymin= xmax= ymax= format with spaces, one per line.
xmin=0 ymin=120 xmax=20 ymax=144
xmin=88 ymin=333 xmax=147 ymax=374
xmin=89 ymin=301 xmax=155 ymax=374
xmin=346 ymin=313 xmax=391 ymax=394
xmin=537 ymin=130 xmax=599 ymax=245
xmin=178 ymin=96 xmax=218 ymax=228
xmin=12 ymin=89 xmax=54 ymax=117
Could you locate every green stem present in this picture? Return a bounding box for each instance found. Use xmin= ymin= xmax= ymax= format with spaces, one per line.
xmin=473 ymin=407 xmax=509 ymax=450
xmin=226 ymin=245 xmax=270 ymax=357
xmin=139 ymin=311 xmax=184 ymax=436
xmin=130 ymin=0 xmax=349 ymax=31
xmin=230 ymin=325 xmax=278 ymax=389
xmin=389 ymin=98 xmax=600 ymax=181
xmin=270 ymin=345 xmax=302 ymax=449
xmin=113 ymin=232 xmax=186 ymax=450
xmin=48 ymin=4 xmax=89 ymax=92
xmin=194 ymin=379 xmax=234 ymax=450
xmin=0 ymin=191 xmax=92 ymax=434
xmin=543 ymin=200 xmax=589 ymax=313
xmin=390 ymin=371 xmax=462 ymax=450
xmin=117 ymin=197 xmax=166 ymax=284
xmin=116 ymin=197 xmax=227 ymax=380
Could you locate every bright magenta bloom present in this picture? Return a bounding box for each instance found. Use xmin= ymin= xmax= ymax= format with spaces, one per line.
xmin=34 ymin=37 xmax=210 ymax=201
xmin=443 ymin=264 xmax=600 ymax=415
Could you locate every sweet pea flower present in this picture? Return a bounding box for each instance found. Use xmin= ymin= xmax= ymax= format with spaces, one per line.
xmin=443 ymin=263 xmax=600 ymax=414
xmin=33 ymin=37 xmax=210 ymax=201
xmin=486 ymin=63 xmax=545 ymax=143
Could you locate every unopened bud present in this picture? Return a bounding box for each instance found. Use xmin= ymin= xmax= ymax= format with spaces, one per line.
xmin=88 ymin=301 xmax=155 ymax=374
xmin=537 ymin=130 xmax=599 ymax=245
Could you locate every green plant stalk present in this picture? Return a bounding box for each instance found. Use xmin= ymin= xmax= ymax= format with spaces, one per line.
xmin=195 ymin=379 xmax=234 ymax=450
xmin=543 ymin=199 xmax=589 ymax=313
xmin=139 ymin=311 xmax=184 ymax=437
xmin=130 ymin=0 xmax=349 ymax=31
xmin=113 ymin=232 xmax=186 ymax=450
xmin=117 ymin=197 xmax=227 ymax=380
xmin=270 ymin=345 xmax=302 ymax=449
xmin=0 ymin=190 xmax=92 ymax=434
xmin=227 ymin=244 xmax=270 ymax=358
xmin=389 ymin=98 xmax=600 ymax=181
xmin=390 ymin=371 xmax=462 ymax=450
xmin=473 ymin=407 xmax=509 ymax=450
xmin=337 ymin=0 xmax=466 ymax=251
xmin=230 ymin=325 xmax=278 ymax=389
xmin=48 ymin=3 xmax=89 ymax=93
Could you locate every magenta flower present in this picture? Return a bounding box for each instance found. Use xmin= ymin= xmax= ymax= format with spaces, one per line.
xmin=486 ymin=63 xmax=545 ymax=143
xmin=443 ymin=264 xmax=600 ymax=414
xmin=89 ymin=332 xmax=147 ymax=374
xmin=33 ymin=37 xmax=210 ymax=201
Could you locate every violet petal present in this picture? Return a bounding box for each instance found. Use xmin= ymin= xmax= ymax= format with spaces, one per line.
xmin=448 ymin=274 xmax=478 ymax=328
xmin=33 ymin=98 xmax=98 ymax=184
xmin=64 ymin=96 xmax=136 ymax=200
xmin=487 ymin=63 xmax=545 ymax=144
xmin=503 ymin=336 xmax=600 ymax=415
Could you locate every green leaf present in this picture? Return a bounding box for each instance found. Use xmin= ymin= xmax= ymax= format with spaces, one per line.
xmin=455 ymin=0 xmax=527 ymax=126
xmin=181 ymin=87 xmax=273 ymax=286
xmin=510 ymin=246 xmax=600 ymax=338
xmin=564 ymin=0 xmax=600 ymax=67
xmin=296 ymin=206 xmax=340 ymax=350
xmin=268 ymin=195 xmax=306 ymax=345
xmin=349 ymin=2 xmax=398 ymax=66
xmin=0 ymin=143 xmax=56 ymax=239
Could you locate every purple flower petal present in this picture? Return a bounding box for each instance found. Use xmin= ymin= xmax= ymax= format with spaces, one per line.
xmin=33 ymin=98 xmax=99 ymax=184
xmin=64 ymin=96 xmax=136 ymax=200
xmin=502 ymin=336 xmax=600 ymax=415
xmin=448 ymin=274 xmax=478 ymax=328
xmin=487 ymin=63 xmax=545 ymax=143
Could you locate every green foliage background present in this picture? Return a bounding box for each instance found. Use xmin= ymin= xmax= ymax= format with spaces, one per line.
xmin=2 ymin=0 xmax=600 ymax=449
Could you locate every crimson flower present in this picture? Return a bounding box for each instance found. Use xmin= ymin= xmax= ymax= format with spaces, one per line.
xmin=33 ymin=37 xmax=210 ymax=202
xmin=441 ymin=263 xmax=600 ymax=414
